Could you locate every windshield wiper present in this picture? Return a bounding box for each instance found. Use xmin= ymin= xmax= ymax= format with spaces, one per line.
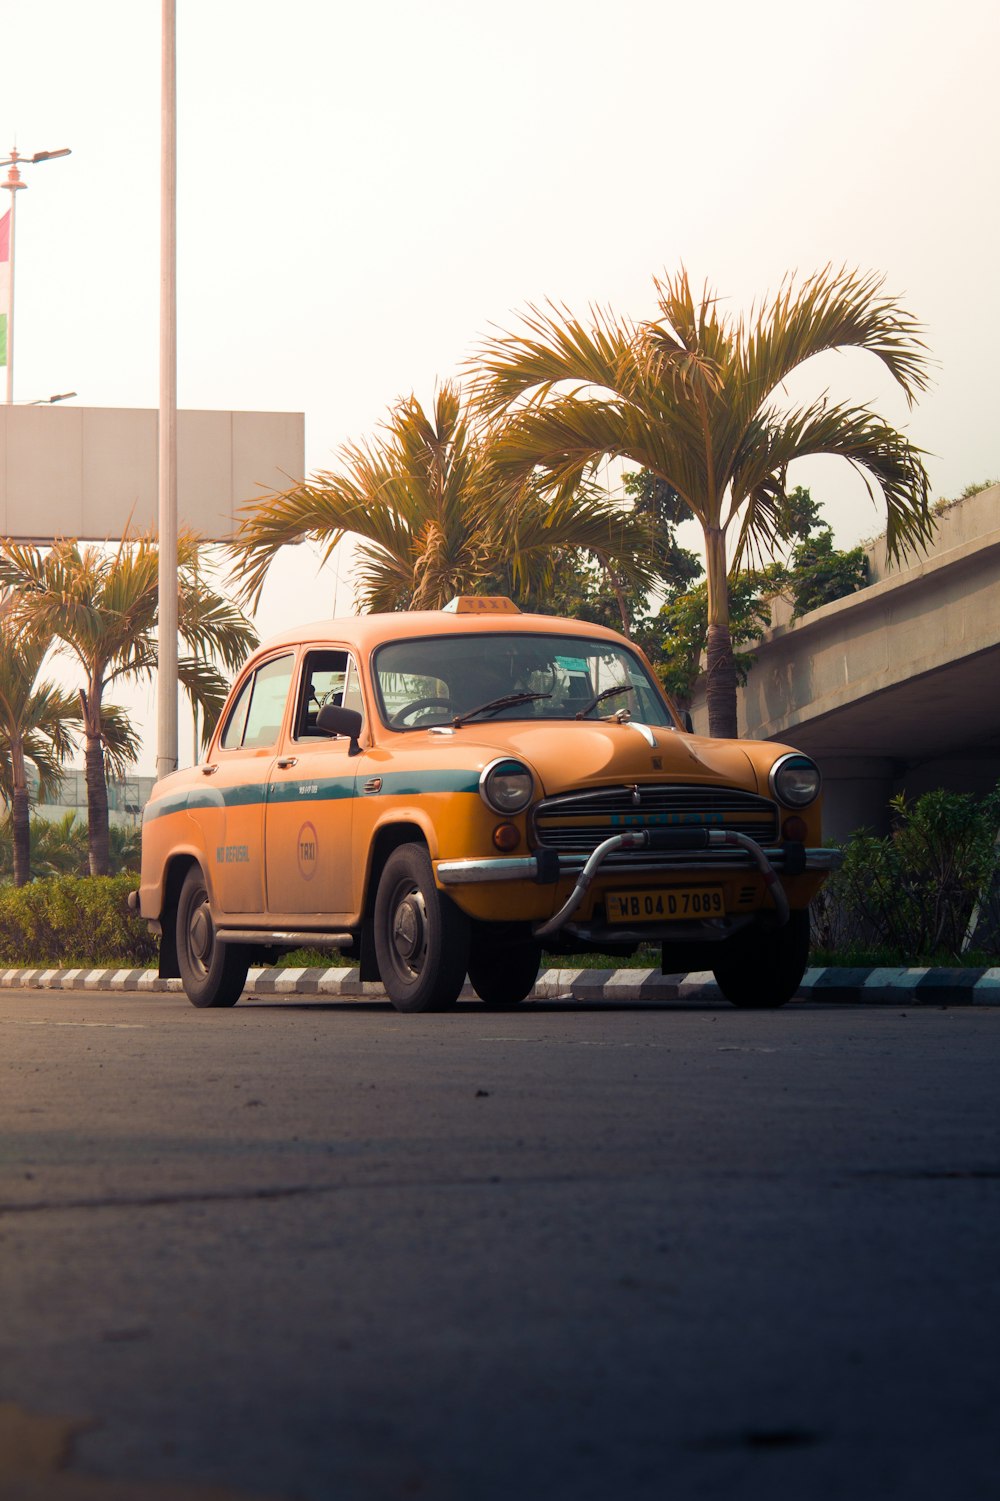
xmin=452 ymin=691 xmax=552 ymax=727
xmin=575 ymin=685 xmax=634 ymax=719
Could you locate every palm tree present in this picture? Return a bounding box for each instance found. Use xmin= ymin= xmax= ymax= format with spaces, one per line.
xmin=0 ymin=532 xmax=258 ymax=876
xmin=0 ymin=623 xmax=82 ymax=885
xmin=232 ymin=383 xmax=656 ymax=615
xmin=472 ymin=266 xmax=934 ymax=737
xmin=12 ymin=810 xmax=88 ymax=878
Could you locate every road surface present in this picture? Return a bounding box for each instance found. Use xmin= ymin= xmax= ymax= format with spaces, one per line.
xmin=2 ymin=989 xmax=998 ymax=1500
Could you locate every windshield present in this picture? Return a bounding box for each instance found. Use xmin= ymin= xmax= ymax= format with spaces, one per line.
xmin=373 ymin=632 xmax=678 ymax=731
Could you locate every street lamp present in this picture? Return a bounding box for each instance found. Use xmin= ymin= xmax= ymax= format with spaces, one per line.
xmin=1 ymin=145 xmax=72 ymax=404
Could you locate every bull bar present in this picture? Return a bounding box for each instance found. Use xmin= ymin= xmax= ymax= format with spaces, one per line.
xmin=436 ymin=828 xmax=842 ymax=940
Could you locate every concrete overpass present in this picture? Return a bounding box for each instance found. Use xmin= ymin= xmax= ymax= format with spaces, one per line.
xmin=691 ymin=485 xmax=1000 ymax=840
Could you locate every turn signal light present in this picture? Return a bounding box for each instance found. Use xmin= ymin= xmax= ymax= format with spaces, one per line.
xmin=782 ymin=815 xmax=808 ymax=842
xmin=493 ymin=822 xmax=521 ymax=851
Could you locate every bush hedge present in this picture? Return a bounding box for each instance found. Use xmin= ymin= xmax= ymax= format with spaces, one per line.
xmin=813 ymin=786 xmax=1000 ymax=966
xmin=3 ymin=786 xmax=998 ymax=974
xmin=0 ymin=874 xmax=156 ymax=968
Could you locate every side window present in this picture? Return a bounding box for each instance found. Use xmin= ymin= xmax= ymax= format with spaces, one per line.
xmin=295 ymin=651 xmax=365 ymax=741
xmin=220 ymin=655 xmax=295 ymax=751
xmin=220 ymin=675 xmax=254 ymax=750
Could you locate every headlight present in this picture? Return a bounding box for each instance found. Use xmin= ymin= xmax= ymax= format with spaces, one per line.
xmin=479 ymin=758 xmax=534 ymax=815
xmin=769 ymin=753 xmax=821 ymax=809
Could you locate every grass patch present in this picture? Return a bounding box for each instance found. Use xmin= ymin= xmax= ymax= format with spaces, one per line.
xmin=275 ymin=946 xmax=664 ymax=971
xmin=276 ymin=948 xmax=354 ymax=969
xmin=810 ymin=946 xmax=996 ymax=970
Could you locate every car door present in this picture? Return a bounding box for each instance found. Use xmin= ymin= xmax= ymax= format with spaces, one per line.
xmin=263 ymin=648 xmax=363 ymax=919
xmin=198 ymin=652 xmax=296 ymax=914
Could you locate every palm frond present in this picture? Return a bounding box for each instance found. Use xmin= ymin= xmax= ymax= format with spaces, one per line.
xmin=97 ymin=704 xmax=141 ymax=778
xmin=472 ymin=301 xmax=639 ymax=415
xmin=176 ymin=657 xmax=238 ymax=745
xmin=739 ymin=265 xmax=932 ymax=411
xmin=728 ymin=398 xmax=933 ymax=568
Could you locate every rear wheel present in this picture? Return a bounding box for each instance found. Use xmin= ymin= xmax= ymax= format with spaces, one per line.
xmin=468 ymin=928 xmax=541 ymax=1009
xmin=374 ymin=844 xmax=470 ymax=1013
xmin=176 ymin=866 xmax=249 ymax=1009
xmin=712 ymin=908 xmax=811 ymax=1009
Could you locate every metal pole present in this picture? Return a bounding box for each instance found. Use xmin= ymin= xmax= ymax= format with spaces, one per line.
xmin=5 ymin=183 xmax=14 ymax=404
xmin=1 ymin=146 xmax=70 ymax=405
xmin=157 ymin=0 xmax=179 ymax=780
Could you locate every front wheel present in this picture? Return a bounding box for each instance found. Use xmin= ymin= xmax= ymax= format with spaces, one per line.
xmin=468 ymin=927 xmax=541 ymax=1008
xmin=176 ymin=866 xmax=250 ymax=1009
xmin=712 ymin=908 xmax=811 ymax=1009
xmin=373 ymin=844 xmax=470 ymax=1012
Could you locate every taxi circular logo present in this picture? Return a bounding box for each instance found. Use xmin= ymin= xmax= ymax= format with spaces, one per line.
xmin=297 ymin=821 xmax=319 ymax=880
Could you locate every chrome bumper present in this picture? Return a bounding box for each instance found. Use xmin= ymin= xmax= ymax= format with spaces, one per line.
xmin=437 ymin=844 xmax=842 ymax=884
xmin=437 ymin=832 xmax=842 ymax=941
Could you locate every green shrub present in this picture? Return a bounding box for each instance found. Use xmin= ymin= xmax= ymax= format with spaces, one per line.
xmin=0 ymin=874 xmax=156 ymax=968
xmin=813 ymin=786 xmax=1000 ymax=965
xmin=0 ymin=813 xmax=142 ymax=880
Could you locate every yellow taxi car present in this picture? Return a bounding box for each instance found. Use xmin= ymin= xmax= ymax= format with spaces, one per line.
xmin=136 ymin=597 xmax=839 ymax=1012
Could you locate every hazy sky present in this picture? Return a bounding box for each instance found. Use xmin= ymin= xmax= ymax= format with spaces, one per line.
xmin=4 ymin=0 xmax=998 ymax=771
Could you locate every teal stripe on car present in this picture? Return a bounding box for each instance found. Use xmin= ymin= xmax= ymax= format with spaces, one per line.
xmin=143 ymin=767 xmax=481 ymax=821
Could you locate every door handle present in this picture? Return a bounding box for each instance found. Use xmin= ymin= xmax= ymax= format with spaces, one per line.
xmin=201 ymin=764 xmax=219 ymax=776
xmin=277 ymin=756 xmax=298 ymax=769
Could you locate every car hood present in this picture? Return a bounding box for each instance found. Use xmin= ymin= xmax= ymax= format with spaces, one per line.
xmin=437 ymin=719 xmax=762 ymax=796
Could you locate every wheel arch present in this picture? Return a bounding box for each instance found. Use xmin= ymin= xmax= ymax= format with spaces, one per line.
xmin=157 ymin=853 xmax=202 ymax=979
xmin=357 ymin=822 xmax=429 ymax=982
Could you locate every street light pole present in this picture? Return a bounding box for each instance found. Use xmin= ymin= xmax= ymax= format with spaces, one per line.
xmin=157 ymin=0 xmax=179 ymax=781
xmin=1 ymin=146 xmax=71 ymax=404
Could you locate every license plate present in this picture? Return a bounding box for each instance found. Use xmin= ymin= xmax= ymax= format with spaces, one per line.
xmin=606 ymin=886 xmax=725 ymax=922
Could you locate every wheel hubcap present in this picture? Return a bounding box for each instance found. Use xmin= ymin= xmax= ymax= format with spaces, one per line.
xmin=189 ymin=902 xmax=212 ymax=966
xmin=391 ymin=887 xmax=427 ymax=974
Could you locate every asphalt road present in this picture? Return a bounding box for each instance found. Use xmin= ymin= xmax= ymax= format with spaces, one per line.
xmin=1 ymin=989 xmax=999 ymax=1501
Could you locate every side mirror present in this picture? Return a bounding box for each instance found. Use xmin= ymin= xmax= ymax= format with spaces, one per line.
xmin=683 ymin=711 xmax=694 ymax=734
xmin=315 ymin=703 xmax=364 ymax=756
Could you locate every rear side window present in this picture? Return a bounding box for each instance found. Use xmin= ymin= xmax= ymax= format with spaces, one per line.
xmin=220 ymin=655 xmax=295 ymax=750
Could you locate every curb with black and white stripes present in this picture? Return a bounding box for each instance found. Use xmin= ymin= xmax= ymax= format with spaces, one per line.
xmin=2 ymin=964 xmax=1000 ymax=1004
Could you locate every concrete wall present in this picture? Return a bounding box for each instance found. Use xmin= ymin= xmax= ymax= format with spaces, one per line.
xmin=691 ymin=486 xmax=1000 ymax=839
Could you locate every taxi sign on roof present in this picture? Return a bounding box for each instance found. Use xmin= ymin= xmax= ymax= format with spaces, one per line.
xmin=441 ymin=596 xmax=521 ymax=614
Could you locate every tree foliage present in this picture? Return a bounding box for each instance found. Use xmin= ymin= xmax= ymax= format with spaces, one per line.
xmin=472 ymin=265 xmax=933 ymax=736
xmin=0 ymin=532 xmax=257 ymax=876
xmin=480 ymin=468 xmax=701 ymax=634
xmin=232 ymin=384 xmax=657 ymax=616
xmin=0 ymin=621 xmax=82 ymax=885
xmin=814 ymin=787 xmax=1000 ymax=963
xmin=648 ymin=485 xmax=870 ymax=708
xmin=0 ymin=810 xmax=142 ymax=881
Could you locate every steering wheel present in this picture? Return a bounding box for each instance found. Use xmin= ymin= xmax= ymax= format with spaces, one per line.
xmin=390 ymin=696 xmax=453 ymax=728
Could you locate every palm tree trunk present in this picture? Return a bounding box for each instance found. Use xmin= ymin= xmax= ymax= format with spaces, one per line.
xmin=704 ymin=525 xmax=739 ymax=739
xmin=705 ymin=624 xmax=739 ymax=739
xmin=594 ymin=550 xmax=631 ymax=634
xmin=11 ymin=775 xmax=31 ymax=887
xmin=80 ymin=686 xmax=111 ymax=877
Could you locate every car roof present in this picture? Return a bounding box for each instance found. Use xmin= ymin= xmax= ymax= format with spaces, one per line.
xmin=251 ymin=608 xmax=634 ymax=661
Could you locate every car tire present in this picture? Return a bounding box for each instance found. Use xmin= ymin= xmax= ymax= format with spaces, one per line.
xmin=468 ymin=929 xmax=541 ymax=1008
xmin=374 ymin=844 xmax=470 ymax=1013
xmin=712 ymin=908 xmax=811 ymax=1009
xmin=176 ymin=866 xmax=250 ymax=1009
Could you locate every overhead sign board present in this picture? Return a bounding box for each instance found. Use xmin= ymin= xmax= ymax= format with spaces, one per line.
xmin=0 ymin=405 xmax=305 ymax=542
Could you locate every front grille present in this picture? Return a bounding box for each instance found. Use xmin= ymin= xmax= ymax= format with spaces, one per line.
xmin=532 ymin=784 xmax=778 ymax=860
